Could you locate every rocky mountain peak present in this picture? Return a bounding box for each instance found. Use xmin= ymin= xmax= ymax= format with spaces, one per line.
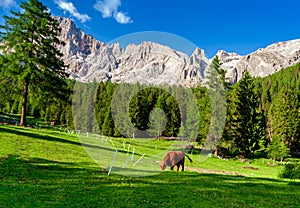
xmin=55 ymin=16 xmax=105 ymax=58
xmin=216 ymin=50 xmax=240 ymax=62
xmin=55 ymin=17 xmax=207 ymax=86
xmin=192 ymin=47 xmax=206 ymax=57
xmin=111 ymin=41 xmax=204 ymax=86
xmin=55 ymin=17 xmax=300 ymax=86
xmin=217 ymin=39 xmax=300 ymax=84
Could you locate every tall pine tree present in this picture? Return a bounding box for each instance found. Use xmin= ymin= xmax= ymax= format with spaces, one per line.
xmin=0 ymin=0 xmax=68 ymax=126
xmin=205 ymin=56 xmax=227 ymax=154
xmin=231 ymin=71 xmax=266 ymax=157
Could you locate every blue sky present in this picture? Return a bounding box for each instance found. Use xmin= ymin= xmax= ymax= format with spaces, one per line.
xmin=1 ymin=0 xmax=300 ymax=58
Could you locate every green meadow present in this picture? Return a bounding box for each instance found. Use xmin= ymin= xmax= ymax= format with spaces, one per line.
xmin=1 ymin=125 xmax=299 ymax=207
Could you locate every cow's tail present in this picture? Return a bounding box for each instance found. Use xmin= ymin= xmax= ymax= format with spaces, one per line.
xmin=184 ymin=153 xmax=193 ymax=163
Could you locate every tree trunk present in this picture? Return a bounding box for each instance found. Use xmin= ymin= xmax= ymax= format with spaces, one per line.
xmin=214 ymin=147 xmax=219 ymax=157
xmin=20 ymin=79 xmax=29 ymax=126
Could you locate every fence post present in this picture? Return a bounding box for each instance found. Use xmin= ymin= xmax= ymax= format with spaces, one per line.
xmin=108 ymin=147 xmax=119 ymax=176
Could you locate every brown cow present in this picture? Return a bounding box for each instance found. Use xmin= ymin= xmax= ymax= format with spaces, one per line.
xmin=160 ymin=151 xmax=192 ymax=172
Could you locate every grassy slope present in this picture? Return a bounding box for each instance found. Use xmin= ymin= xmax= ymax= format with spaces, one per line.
xmin=0 ymin=125 xmax=299 ymax=207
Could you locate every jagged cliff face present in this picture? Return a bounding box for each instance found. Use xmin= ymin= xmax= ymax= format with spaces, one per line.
xmin=111 ymin=42 xmax=207 ymax=86
xmin=55 ymin=16 xmax=119 ymax=82
xmin=55 ymin=17 xmax=207 ymax=86
xmin=217 ymin=39 xmax=300 ymax=84
xmin=56 ymin=17 xmax=300 ymax=86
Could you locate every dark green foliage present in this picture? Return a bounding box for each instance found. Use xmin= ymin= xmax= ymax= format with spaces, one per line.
xmin=94 ymin=82 xmax=211 ymax=139
xmin=255 ymin=63 xmax=300 ymax=154
xmin=268 ymin=88 xmax=300 ymax=152
xmin=220 ymin=63 xmax=300 ymax=157
xmin=72 ymin=81 xmax=100 ymax=133
xmin=218 ymin=89 xmax=237 ymax=156
xmin=128 ymin=86 xmax=182 ymax=137
xmin=279 ymin=163 xmax=300 ymax=179
xmin=0 ymin=79 xmax=73 ymax=127
xmin=0 ymin=0 xmax=68 ymax=126
xmin=209 ymin=56 xmax=227 ymax=89
xmin=129 ymin=88 xmax=153 ymax=132
xmin=192 ymin=87 xmax=211 ymax=143
xmin=95 ymin=81 xmax=119 ymax=136
xmin=205 ymin=56 xmax=227 ymax=153
xmin=225 ymin=71 xmax=267 ymax=157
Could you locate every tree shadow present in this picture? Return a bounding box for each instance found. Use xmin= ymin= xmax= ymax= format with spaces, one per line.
xmin=0 ymin=126 xmax=129 ymax=154
xmin=1 ymin=154 xmax=299 ymax=207
xmin=0 ymin=126 xmax=82 ymax=146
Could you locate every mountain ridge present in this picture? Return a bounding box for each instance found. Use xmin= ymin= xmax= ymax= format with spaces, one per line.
xmin=217 ymin=39 xmax=300 ymax=84
xmin=55 ymin=17 xmax=300 ymax=86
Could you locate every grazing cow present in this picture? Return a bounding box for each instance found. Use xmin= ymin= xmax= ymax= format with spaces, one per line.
xmin=160 ymin=151 xmax=192 ymax=172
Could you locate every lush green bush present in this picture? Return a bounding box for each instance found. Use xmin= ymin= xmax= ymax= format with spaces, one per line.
xmin=279 ymin=163 xmax=300 ymax=179
xmin=267 ymin=135 xmax=290 ymax=162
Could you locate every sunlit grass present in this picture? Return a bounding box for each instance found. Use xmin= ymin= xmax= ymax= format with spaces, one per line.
xmin=0 ymin=125 xmax=299 ymax=207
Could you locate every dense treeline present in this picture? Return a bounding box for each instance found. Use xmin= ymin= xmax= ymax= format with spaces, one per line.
xmin=70 ymin=81 xmax=211 ymax=141
xmin=1 ymin=61 xmax=299 ymax=159
xmin=219 ymin=63 xmax=300 ymax=158
xmin=257 ymin=63 xmax=300 ymax=156
xmin=0 ymin=79 xmax=74 ymax=128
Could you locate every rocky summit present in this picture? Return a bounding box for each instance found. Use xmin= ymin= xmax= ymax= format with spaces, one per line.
xmin=217 ymin=39 xmax=300 ymax=84
xmin=56 ymin=17 xmax=300 ymax=86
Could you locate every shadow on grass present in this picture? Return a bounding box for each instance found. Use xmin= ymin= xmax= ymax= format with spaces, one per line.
xmin=0 ymin=126 xmax=135 ymax=155
xmin=0 ymin=126 xmax=82 ymax=146
xmin=1 ymin=154 xmax=300 ymax=207
xmin=0 ymin=155 xmax=104 ymax=182
xmin=288 ymin=181 xmax=300 ymax=186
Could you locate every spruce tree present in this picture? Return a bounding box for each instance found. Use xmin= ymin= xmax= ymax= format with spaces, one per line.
xmin=165 ymin=95 xmax=181 ymax=137
xmin=231 ymin=71 xmax=266 ymax=157
xmin=220 ymin=89 xmax=237 ymax=156
xmin=192 ymin=86 xmax=211 ymax=143
xmin=0 ymin=0 xmax=68 ymax=126
xmin=148 ymin=108 xmax=167 ymax=138
xmin=205 ymin=56 xmax=227 ymax=154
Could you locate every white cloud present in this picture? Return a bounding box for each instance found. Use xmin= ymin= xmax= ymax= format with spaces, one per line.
xmin=94 ymin=0 xmax=120 ymax=18
xmin=94 ymin=0 xmax=133 ymax=24
xmin=114 ymin=11 xmax=132 ymax=24
xmin=0 ymin=0 xmax=17 ymax=9
xmin=54 ymin=0 xmax=91 ymax=23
